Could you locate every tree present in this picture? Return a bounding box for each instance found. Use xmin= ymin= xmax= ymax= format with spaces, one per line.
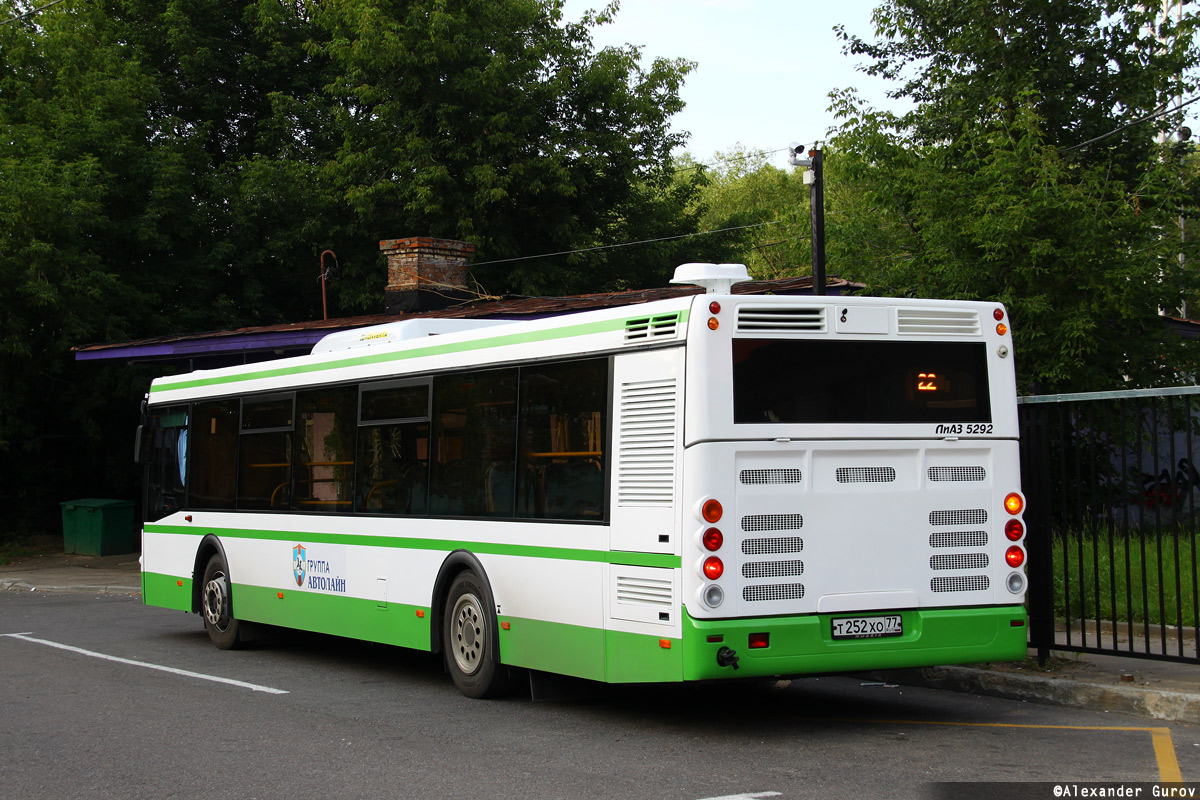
xmin=0 ymin=0 xmax=709 ymax=533
xmin=838 ymin=0 xmax=1198 ymax=176
xmin=826 ymin=1 xmax=1200 ymax=393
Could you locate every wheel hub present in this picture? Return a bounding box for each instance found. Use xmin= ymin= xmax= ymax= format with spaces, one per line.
xmin=203 ymin=574 xmax=230 ymax=631
xmin=451 ymin=593 xmax=484 ymax=675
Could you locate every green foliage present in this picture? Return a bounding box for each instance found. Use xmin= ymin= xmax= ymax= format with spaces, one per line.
xmin=0 ymin=0 xmax=703 ymax=529
xmin=825 ymin=0 xmax=1200 ymax=393
xmin=690 ymin=147 xmax=811 ymax=280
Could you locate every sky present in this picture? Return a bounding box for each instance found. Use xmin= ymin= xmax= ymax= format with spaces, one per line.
xmin=560 ymin=0 xmax=1199 ymax=171
xmin=559 ymin=0 xmax=907 ymax=169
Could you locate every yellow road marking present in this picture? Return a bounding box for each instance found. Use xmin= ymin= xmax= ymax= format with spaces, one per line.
xmin=839 ymin=719 xmax=1182 ymax=782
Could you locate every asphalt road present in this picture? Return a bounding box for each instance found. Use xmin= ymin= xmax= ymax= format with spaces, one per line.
xmin=1 ymin=591 xmax=1198 ymax=800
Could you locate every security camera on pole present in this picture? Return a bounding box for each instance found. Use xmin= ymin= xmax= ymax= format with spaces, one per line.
xmin=789 ymin=142 xmax=825 ymax=296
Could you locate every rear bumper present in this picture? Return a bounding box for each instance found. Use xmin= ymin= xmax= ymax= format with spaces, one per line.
xmin=681 ymin=604 xmax=1028 ymax=681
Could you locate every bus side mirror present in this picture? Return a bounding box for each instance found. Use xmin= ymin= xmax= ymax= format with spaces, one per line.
xmin=134 ymin=424 xmax=151 ymax=465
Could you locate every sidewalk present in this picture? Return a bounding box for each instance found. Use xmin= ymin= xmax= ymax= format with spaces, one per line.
xmin=0 ymin=549 xmax=142 ymax=595
xmin=3 ymin=549 xmax=1199 ymax=721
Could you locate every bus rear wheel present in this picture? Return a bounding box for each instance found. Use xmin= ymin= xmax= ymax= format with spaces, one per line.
xmin=443 ymin=570 xmax=516 ymax=698
xmin=201 ymin=553 xmax=243 ymax=650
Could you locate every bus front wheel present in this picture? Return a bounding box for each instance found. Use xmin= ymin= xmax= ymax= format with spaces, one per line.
xmin=443 ymin=571 xmax=515 ymax=698
xmin=201 ymin=553 xmax=243 ymax=650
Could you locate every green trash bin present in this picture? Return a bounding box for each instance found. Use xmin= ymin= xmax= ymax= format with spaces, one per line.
xmin=60 ymin=499 xmax=137 ymax=556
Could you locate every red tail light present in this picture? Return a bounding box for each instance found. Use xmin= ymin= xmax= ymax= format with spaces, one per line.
xmin=1005 ymin=519 xmax=1024 ymax=541
xmin=703 ymin=556 xmax=724 ymax=580
xmin=702 ymin=528 xmax=723 ymax=551
xmin=1005 ymin=546 xmax=1025 ymax=568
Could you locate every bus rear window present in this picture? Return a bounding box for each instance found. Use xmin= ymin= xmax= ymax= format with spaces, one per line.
xmin=732 ymin=339 xmax=991 ymax=424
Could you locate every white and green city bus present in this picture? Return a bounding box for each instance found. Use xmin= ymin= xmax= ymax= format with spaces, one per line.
xmin=138 ymin=263 xmax=1029 ymax=697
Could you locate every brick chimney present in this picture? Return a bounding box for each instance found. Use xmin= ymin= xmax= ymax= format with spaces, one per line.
xmin=380 ymin=236 xmax=477 ymax=313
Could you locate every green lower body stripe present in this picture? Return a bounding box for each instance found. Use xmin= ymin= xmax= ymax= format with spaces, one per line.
xmin=144 ymin=568 xmax=1026 ymax=684
xmin=680 ymin=605 xmax=1029 ymax=681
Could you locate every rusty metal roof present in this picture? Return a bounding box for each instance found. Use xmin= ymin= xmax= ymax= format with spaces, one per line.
xmin=73 ymin=275 xmax=859 ymax=363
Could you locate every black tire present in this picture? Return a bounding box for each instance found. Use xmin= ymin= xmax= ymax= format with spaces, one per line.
xmin=201 ymin=553 xmax=243 ymax=650
xmin=443 ymin=570 xmax=516 ymax=698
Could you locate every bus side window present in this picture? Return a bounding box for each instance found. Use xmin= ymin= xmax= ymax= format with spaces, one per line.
xmin=143 ymin=406 xmax=189 ymax=522
xmin=294 ymin=387 xmax=356 ymax=511
xmin=237 ymin=395 xmax=294 ymax=510
xmin=190 ymin=400 xmax=238 ymax=509
xmin=356 ymin=380 xmax=431 ymax=515
xmin=517 ymin=358 xmax=607 ymax=520
xmin=429 ymin=369 xmax=517 ymax=517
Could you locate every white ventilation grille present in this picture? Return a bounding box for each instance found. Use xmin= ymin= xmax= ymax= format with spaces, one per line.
xmin=742 ymin=536 xmax=804 ymax=555
xmin=742 ymin=514 xmax=803 ymax=531
xmin=897 ymin=308 xmax=981 ymax=336
xmin=742 ymin=560 xmax=805 ymax=579
xmin=616 ymin=379 xmax=677 ymax=507
xmin=624 ymin=313 xmax=680 ymax=342
xmin=930 ymin=509 xmax=988 ymax=526
xmin=740 ymin=468 xmax=802 ymax=485
xmin=744 ymin=584 xmax=805 ymax=602
xmin=836 ymin=466 xmax=896 ymax=483
xmin=615 ymin=575 xmax=674 ymax=607
xmin=929 ymin=466 xmax=986 ymax=482
xmin=931 ymin=575 xmax=990 ymax=592
xmin=930 ymin=553 xmax=989 ymax=571
xmin=930 ymin=531 xmax=988 ymax=548
xmin=737 ymin=306 xmax=826 ymax=333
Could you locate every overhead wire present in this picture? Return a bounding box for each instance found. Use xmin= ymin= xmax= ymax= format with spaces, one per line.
xmin=1 ymin=0 xmax=68 ymax=25
xmin=468 ymin=219 xmax=787 ymax=268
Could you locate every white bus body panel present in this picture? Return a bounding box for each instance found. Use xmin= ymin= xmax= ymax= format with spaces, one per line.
xmin=680 ymin=439 xmax=1023 ymax=620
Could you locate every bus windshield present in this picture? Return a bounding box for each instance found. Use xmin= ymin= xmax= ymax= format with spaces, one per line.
xmin=732 ymin=339 xmax=991 ymax=424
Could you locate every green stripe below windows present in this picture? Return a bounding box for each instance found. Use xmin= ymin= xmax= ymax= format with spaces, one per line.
xmin=143 ymin=523 xmax=682 ymax=569
xmin=148 ymin=310 xmax=689 ymax=395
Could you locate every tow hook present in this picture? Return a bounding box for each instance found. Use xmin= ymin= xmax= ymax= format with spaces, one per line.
xmin=716 ymin=646 xmax=740 ymax=670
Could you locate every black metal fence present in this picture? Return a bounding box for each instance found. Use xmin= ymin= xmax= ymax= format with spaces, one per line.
xmin=1020 ymin=387 xmax=1200 ymax=664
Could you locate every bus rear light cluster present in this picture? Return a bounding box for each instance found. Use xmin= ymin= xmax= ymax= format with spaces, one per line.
xmin=697 ymin=497 xmax=727 ymax=607
xmin=1003 ymin=490 xmax=1027 ymax=594
xmin=994 ymin=307 xmax=1008 ymax=337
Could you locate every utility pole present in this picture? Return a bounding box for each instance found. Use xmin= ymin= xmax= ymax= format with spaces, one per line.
xmin=789 ymin=142 xmax=826 ymax=295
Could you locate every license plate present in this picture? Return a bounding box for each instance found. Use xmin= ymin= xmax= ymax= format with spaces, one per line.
xmin=831 ymin=614 xmax=903 ymax=640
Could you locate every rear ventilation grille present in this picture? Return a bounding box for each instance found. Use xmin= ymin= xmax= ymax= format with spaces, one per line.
xmin=624 ymin=313 xmax=680 ymax=342
xmin=930 ymin=553 xmax=989 ymax=571
xmin=615 ymin=576 xmax=673 ymax=607
xmin=931 ymin=575 xmax=990 ymax=592
xmin=742 ymin=560 xmax=805 ymax=579
xmin=836 ymin=466 xmax=896 ymax=483
xmin=740 ymin=468 xmax=802 ymax=485
xmin=616 ymin=379 xmax=677 ymax=507
xmin=744 ymin=584 xmax=806 ymax=602
xmin=897 ymin=308 xmax=981 ymax=336
xmin=930 ymin=531 xmax=988 ymax=548
xmin=742 ymin=514 xmax=803 ymax=532
xmin=737 ymin=306 xmax=826 ymax=333
xmin=742 ymin=536 xmax=804 ymax=555
xmin=929 ymin=466 xmax=986 ymax=482
xmin=930 ymin=509 xmax=988 ymax=526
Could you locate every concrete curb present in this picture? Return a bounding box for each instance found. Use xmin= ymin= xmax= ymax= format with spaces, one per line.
xmin=873 ymin=665 xmax=1200 ymax=723
xmin=0 ymin=579 xmax=141 ymax=595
